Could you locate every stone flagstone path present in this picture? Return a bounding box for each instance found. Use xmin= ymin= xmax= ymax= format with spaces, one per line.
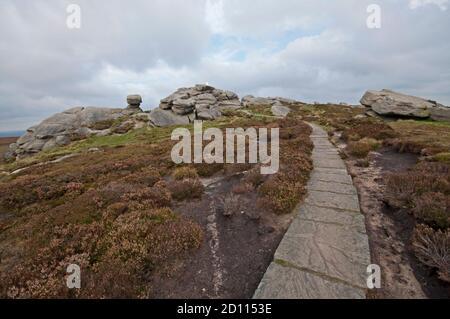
xmin=253 ymin=123 xmax=371 ymax=299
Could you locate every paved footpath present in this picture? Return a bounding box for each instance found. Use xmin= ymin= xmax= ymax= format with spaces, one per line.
xmin=253 ymin=123 xmax=371 ymax=299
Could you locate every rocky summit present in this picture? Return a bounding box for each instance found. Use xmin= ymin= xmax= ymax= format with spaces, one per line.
xmin=361 ymin=89 xmax=450 ymax=121
xmin=10 ymin=85 xmax=450 ymax=162
xmin=149 ymin=84 xmax=242 ymax=126
xmin=4 ymin=84 xmax=304 ymax=161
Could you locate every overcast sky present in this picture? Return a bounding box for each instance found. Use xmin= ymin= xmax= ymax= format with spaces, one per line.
xmin=0 ymin=0 xmax=449 ymax=131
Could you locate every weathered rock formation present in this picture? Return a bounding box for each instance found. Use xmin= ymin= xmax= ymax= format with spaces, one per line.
xmin=126 ymin=95 xmax=143 ymax=111
xmin=5 ymin=107 xmax=136 ymax=161
xmin=4 ymin=85 xmax=301 ymax=161
xmin=149 ymin=84 xmax=242 ymax=127
xmin=361 ymin=89 xmax=450 ymax=121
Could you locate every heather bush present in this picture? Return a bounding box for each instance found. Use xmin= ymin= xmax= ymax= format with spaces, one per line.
xmin=257 ymin=119 xmax=313 ymax=215
xmin=194 ymin=163 xmax=224 ymax=177
xmin=259 ymin=175 xmax=306 ymax=215
xmin=413 ymin=225 xmax=450 ymax=283
xmin=168 ymin=178 xmax=204 ymax=201
xmin=121 ymin=181 xmax=172 ymax=210
xmin=385 ymin=162 xmax=450 ymax=209
xmin=122 ymin=167 xmax=161 ymax=187
xmin=342 ymin=122 xmax=397 ymax=142
xmin=0 ymin=208 xmax=203 ymax=298
xmin=346 ymin=138 xmax=380 ymax=158
xmin=413 ymin=192 xmax=450 ymax=229
xmin=172 ymin=166 xmax=199 ymax=180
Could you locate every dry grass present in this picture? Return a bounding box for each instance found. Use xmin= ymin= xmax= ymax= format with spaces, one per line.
xmin=388 ymin=120 xmax=450 ymax=155
xmin=385 ymin=165 xmax=450 ymax=210
xmin=413 ymin=192 xmax=450 ymax=229
xmin=346 ymin=138 xmax=381 ymax=158
xmin=413 ymin=225 xmax=450 ymax=283
xmin=342 ymin=122 xmax=397 ymax=142
xmin=289 ymin=103 xmax=366 ymax=132
xmin=384 ymin=160 xmax=450 ymax=283
xmin=168 ymin=179 xmax=204 ymax=201
xmin=172 ymin=167 xmax=199 ymax=181
xmin=257 ymin=118 xmax=313 ymax=215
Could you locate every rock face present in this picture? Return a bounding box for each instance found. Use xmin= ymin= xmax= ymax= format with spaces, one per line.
xmin=149 ymin=84 xmax=242 ymax=127
xmin=6 ymin=107 xmax=142 ymax=160
xmin=361 ymin=89 xmax=450 ymax=121
xmin=430 ymin=107 xmax=450 ymax=122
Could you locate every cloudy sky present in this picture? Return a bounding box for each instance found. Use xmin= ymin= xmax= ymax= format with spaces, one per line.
xmin=0 ymin=0 xmax=449 ymax=131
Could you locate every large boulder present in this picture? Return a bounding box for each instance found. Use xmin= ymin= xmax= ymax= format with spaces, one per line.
xmin=7 ymin=106 xmax=142 ymax=160
xmin=360 ymin=89 xmax=446 ymax=119
xmin=271 ymin=103 xmax=291 ymax=118
xmin=158 ymin=84 xmax=242 ymax=120
xmin=148 ymin=108 xmax=192 ymax=127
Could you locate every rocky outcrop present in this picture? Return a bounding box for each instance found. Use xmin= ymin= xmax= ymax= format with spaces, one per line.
xmin=148 ymin=108 xmax=193 ymax=127
xmin=150 ymin=84 xmax=242 ymax=127
xmin=4 ymin=85 xmax=303 ymax=161
xmin=361 ymin=89 xmax=450 ymax=121
xmin=242 ymin=95 xmax=297 ymax=108
xmin=5 ymin=107 xmax=141 ymax=160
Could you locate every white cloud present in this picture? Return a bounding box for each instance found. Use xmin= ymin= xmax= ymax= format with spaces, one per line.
xmin=409 ymin=0 xmax=448 ymax=10
xmin=0 ymin=0 xmax=450 ymax=131
xmin=205 ymin=0 xmax=226 ymax=34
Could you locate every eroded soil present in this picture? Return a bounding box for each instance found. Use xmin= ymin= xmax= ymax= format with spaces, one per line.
xmin=346 ymin=148 xmax=450 ymax=299
xmin=150 ymin=172 xmax=294 ymax=298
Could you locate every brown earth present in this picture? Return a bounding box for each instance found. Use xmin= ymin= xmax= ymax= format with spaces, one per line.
xmin=150 ymin=172 xmax=295 ymax=299
xmin=347 ymin=147 xmax=450 ymax=299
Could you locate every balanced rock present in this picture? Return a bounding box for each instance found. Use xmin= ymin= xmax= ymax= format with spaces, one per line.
xmin=360 ymin=89 xmax=449 ymax=120
xmin=127 ymin=95 xmax=143 ymax=110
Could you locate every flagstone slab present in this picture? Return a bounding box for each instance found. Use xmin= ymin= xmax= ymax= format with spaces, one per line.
xmin=253 ymin=123 xmax=370 ymax=299
xmin=253 ymin=263 xmax=366 ymax=299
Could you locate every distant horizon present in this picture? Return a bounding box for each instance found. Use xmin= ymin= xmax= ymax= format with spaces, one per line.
xmin=0 ymin=130 xmax=25 ymax=137
xmin=1 ymin=86 xmax=450 ymax=133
